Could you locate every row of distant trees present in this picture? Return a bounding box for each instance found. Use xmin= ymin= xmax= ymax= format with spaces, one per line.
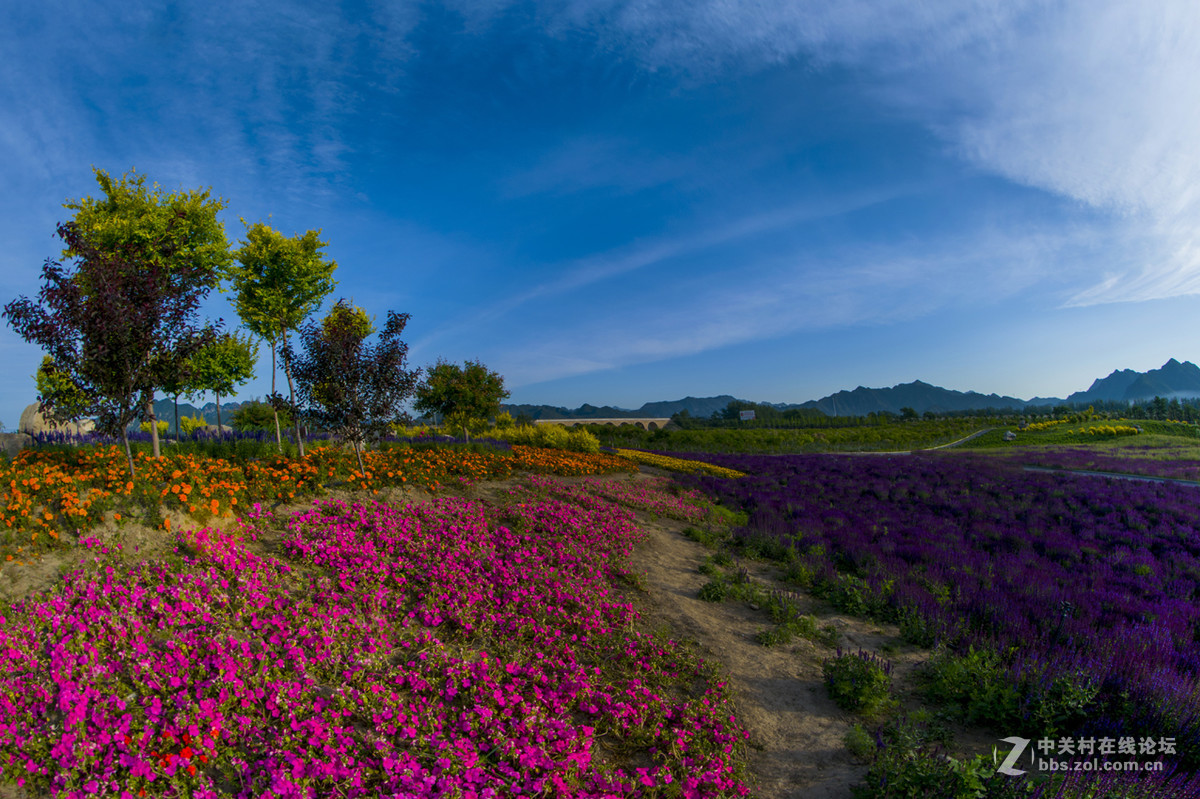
xmin=673 ymin=397 xmax=1200 ymax=430
xmin=3 ymin=168 xmax=507 ymax=477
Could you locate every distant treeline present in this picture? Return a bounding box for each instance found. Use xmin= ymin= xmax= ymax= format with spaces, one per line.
xmin=665 ymin=397 xmax=1200 ymax=429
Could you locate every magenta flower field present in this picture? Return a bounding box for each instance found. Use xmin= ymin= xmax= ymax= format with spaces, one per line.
xmin=0 ymin=482 xmax=748 ymax=798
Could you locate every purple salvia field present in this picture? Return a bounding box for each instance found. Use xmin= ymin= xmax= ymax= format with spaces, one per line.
xmin=671 ymin=451 xmax=1200 ymax=780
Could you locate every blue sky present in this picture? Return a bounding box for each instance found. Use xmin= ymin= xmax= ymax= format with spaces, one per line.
xmin=3 ymin=1 xmax=1199 ymax=427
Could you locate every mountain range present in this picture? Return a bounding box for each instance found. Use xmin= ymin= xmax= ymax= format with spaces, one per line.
xmin=91 ymin=359 xmax=1200 ymax=429
xmin=1065 ymin=359 xmax=1200 ymax=404
xmin=501 ymin=359 xmax=1200 ymax=419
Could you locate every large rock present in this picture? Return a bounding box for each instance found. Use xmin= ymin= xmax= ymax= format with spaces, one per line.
xmin=18 ymin=403 xmax=95 ymax=437
xmin=0 ymin=433 xmax=32 ymax=459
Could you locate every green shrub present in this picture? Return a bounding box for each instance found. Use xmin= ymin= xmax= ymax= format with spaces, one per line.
xmin=231 ymin=400 xmax=290 ymax=432
xmin=682 ymin=525 xmax=725 ymax=547
xmin=918 ymin=646 xmax=1022 ymax=729
xmin=491 ymin=423 xmax=600 ymax=453
xmin=698 ymin=579 xmax=729 ymax=602
xmin=139 ymin=420 xmax=169 ymax=436
xmin=844 ymin=724 xmax=876 ymax=761
xmin=179 ymin=414 xmax=209 ymax=435
xmin=824 ymin=650 xmax=894 ymax=715
xmin=851 ymin=746 xmax=996 ymax=799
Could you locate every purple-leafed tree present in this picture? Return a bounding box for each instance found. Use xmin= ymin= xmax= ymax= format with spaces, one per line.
xmin=3 ymin=221 xmax=220 ymax=477
xmin=285 ymin=301 xmax=419 ymax=474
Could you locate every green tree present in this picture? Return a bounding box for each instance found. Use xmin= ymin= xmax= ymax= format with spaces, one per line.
xmin=230 ymin=400 xmax=290 ymax=433
xmin=413 ymin=359 xmax=510 ymax=442
xmin=228 ymin=221 xmax=337 ymax=455
xmin=61 ymin=168 xmax=231 ymax=458
xmin=185 ymin=331 xmax=257 ymax=433
xmin=287 ymin=301 xmax=419 ymax=473
xmin=4 ymin=221 xmax=220 ymax=476
xmin=34 ymin=356 xmax=91 ymax=425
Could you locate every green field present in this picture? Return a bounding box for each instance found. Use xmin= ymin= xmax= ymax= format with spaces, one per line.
xmin=584 ymin=418 xmax=990 ymax=454
xmin=960 ymin=419 xmax=1200 ymax=453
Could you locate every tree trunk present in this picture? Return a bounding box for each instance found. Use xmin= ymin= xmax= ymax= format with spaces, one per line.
xmin=215 ymin=393 xmax=222 ymax=435
xmin=270 ymin=340 xmax=282 ymax=451
xmin=282 ymin=344 xmax=305 ymax=457
xmin=121 ymin=428 xmax=135 ymax=479
xmin=353 ymin=439 xmax=364 ymax=475
xmin=173 ymin=393 xmax=180 ymax=440
xmin=147 ymin=396 xmax=161 ymax=458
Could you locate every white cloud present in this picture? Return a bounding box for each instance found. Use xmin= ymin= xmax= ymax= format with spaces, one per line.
xmin=509 ymin=0 xmax=1200 ymax=306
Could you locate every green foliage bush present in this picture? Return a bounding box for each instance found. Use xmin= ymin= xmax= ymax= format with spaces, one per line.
xmin=138 ymin=420 xmax=169 ymax=436
xmin=231 ymin=400 xmax=290 ymax=432
xmin=755 ymin=593 xmax=840 ymax=648
xmin=851 ymin=747 xmax=995 ymax=799
xmin=844 ymin=724 xmax=876 ymax=761
xmin=491 ymin=423 xmax=600 ymax=453
xmin=920 ymin=645 xmax=1099 ymax=738
xmin=919 ymin=646 xmax=1021 ymax=729
xmin=824 ymin=650 xmax=894 ymax=715
xmin=698 ymin=579 xmax=729 ymax=602
xmin=179 ymin=414 xmax=208 ymax=435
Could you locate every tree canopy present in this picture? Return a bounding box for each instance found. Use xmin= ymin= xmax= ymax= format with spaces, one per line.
xmin=287 ymin=301 xmax=419 ymax=473
xmin=53 ymin=168 xmax=231 ymax=458
xmin=229 ymin=221 xmax=337 ymax=453
xmin=34 ymin=355 xmax=91 ymax=425
xmin=413 ymin=359 xmax=509 ymax=441
xmin=185 ymin=331 xmax=257 ymax=432
xmin=3 ymin=220 xmax=220 ymax=475
xmin=65 ymin=168 xmax=231 ymax=291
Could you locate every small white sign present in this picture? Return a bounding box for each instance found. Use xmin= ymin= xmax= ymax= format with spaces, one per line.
xmin=739 ymin=410 xmax=756 ymax=421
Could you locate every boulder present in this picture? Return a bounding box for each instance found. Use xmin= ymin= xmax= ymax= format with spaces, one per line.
xmin=0 ymin=433 xmax=32 ymax=460
xmin=18 ymin=403 xmax=95 ymax=437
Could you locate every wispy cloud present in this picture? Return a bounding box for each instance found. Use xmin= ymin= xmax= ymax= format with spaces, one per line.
xmin=410 ymin=182 xmax=921 ymax=353
xmin=489 ymin=0 xmax=1200 ymax=306
xmin=497 ymin=223 xmax=1091 ymax=387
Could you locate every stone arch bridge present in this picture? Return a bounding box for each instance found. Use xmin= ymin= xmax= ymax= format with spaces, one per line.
xmin=534 ymin=418 xmax=673 ymax=431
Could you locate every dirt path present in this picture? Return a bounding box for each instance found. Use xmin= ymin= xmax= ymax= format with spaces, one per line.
xmin=602 ymin=470 xmax=998 ymax=799
xmin=625 ymin=510 xmax=867 ymax=798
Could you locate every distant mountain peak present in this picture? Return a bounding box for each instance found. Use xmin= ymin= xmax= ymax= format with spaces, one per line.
xmin=1069 ymin=359 xmax=1200 ymax=404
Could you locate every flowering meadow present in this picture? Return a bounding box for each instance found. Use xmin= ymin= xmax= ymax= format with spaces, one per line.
xmin=611 ymin=451 xmax=745 ymax=480
xmin=672 ymin=451 xmax=1200 ymax=791
xmin=0 ymin=471 xmax=750 ymax=797
xmin=0 ymin=444 xmax=634 ymax=565
xmin=984 ymin=446 xmax=1200 ymax=483
xmin=514 ymin=475 xmax=715 ymax=524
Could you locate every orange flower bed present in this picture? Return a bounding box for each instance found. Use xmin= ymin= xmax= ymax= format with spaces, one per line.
xmin=0 ymin=443 xmax=635 ymax=563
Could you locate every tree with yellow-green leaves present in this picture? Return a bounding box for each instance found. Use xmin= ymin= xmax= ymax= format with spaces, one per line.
xmin=184 ymin=331 xmax=257 ymax=434
xmin=228 ymin=221 xmax=337 ymax=456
